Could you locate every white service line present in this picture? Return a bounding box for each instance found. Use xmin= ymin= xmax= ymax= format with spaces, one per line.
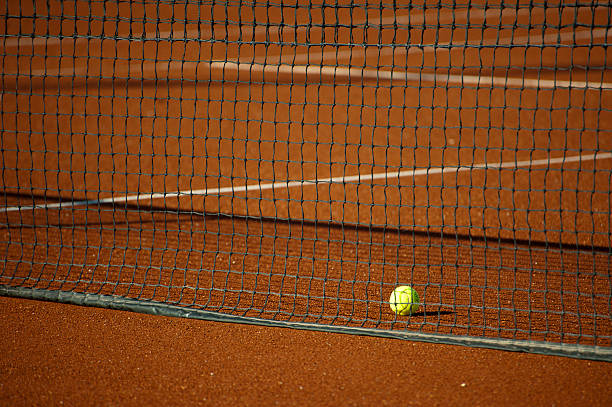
xmin=10 ymin=25 xmax=611 ymax=88
xmin=4 ymin=6 xmax=609 ymax=90
xmin=1 ymin=5 xmax=602 ymax=48
xmin=0 ymin=6 xmax=503 ymax=48
xmin=209 ymin=60 xmax=612 ymax=90
xmin=2 ymin=152 xmax=611 ymax=213
xmin=21 ymin=49 xmax=612 ymax=90
xmin=284 ymin=27 xmax=610 ymax=64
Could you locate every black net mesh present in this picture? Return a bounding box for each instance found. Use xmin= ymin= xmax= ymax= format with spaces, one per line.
xmin=1 ymin=1 xmax=611 ymax=359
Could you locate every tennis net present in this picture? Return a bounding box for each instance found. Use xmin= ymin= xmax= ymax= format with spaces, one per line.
xmin=1 ymin=1 xmax=611 ymax=360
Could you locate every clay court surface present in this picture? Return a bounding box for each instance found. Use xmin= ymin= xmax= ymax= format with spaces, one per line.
xmin=1 ymin=1 xmax=611 ymax=404
xmin=1 ymin=295 xmax=611 ymax=406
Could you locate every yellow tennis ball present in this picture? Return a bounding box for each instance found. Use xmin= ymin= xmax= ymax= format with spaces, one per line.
xmin=389 ymin=285 xmax=420 ymax=315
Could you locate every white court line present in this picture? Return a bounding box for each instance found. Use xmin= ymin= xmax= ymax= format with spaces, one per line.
xmin=210 ymin=60 xmax=612 ymax=90
xmin=1 ymin=4 xmax=603 ymax=47
xmin=20 ymin=47 xmax=612 ymax=90
xmin=0 ymin=6 xmax=510 ymax=48
xmin=285 ymin=27 xmax=611 ymax=64
xmin=20 ymin=57 xmax=612 ymax=90
xmin=11 ymin=26 xmax=612 ymax=88
xmin=2 ymin=152 xmax=611 ymax=213
xmin=4 ymin=5 xmax=609 ymax=90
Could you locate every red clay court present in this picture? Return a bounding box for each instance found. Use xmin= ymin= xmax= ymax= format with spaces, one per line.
xmin=1 ymin=0 xmax=611 ymax=404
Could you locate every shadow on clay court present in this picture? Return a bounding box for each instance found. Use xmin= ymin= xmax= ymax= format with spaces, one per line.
xmin=2 ymin=192 xmax=610 ymax=255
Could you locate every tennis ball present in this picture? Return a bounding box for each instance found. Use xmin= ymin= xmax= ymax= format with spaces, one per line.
xmin=389 ymin=285 xmax=420 ymax=315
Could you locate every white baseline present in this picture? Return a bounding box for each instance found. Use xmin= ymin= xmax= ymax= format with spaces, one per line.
xmin=2 ymin=152 xmax=611 ymax=213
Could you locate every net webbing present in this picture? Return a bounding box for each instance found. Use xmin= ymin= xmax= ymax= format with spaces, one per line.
xmin=1 ymin=1 xmax=611 ymax=360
